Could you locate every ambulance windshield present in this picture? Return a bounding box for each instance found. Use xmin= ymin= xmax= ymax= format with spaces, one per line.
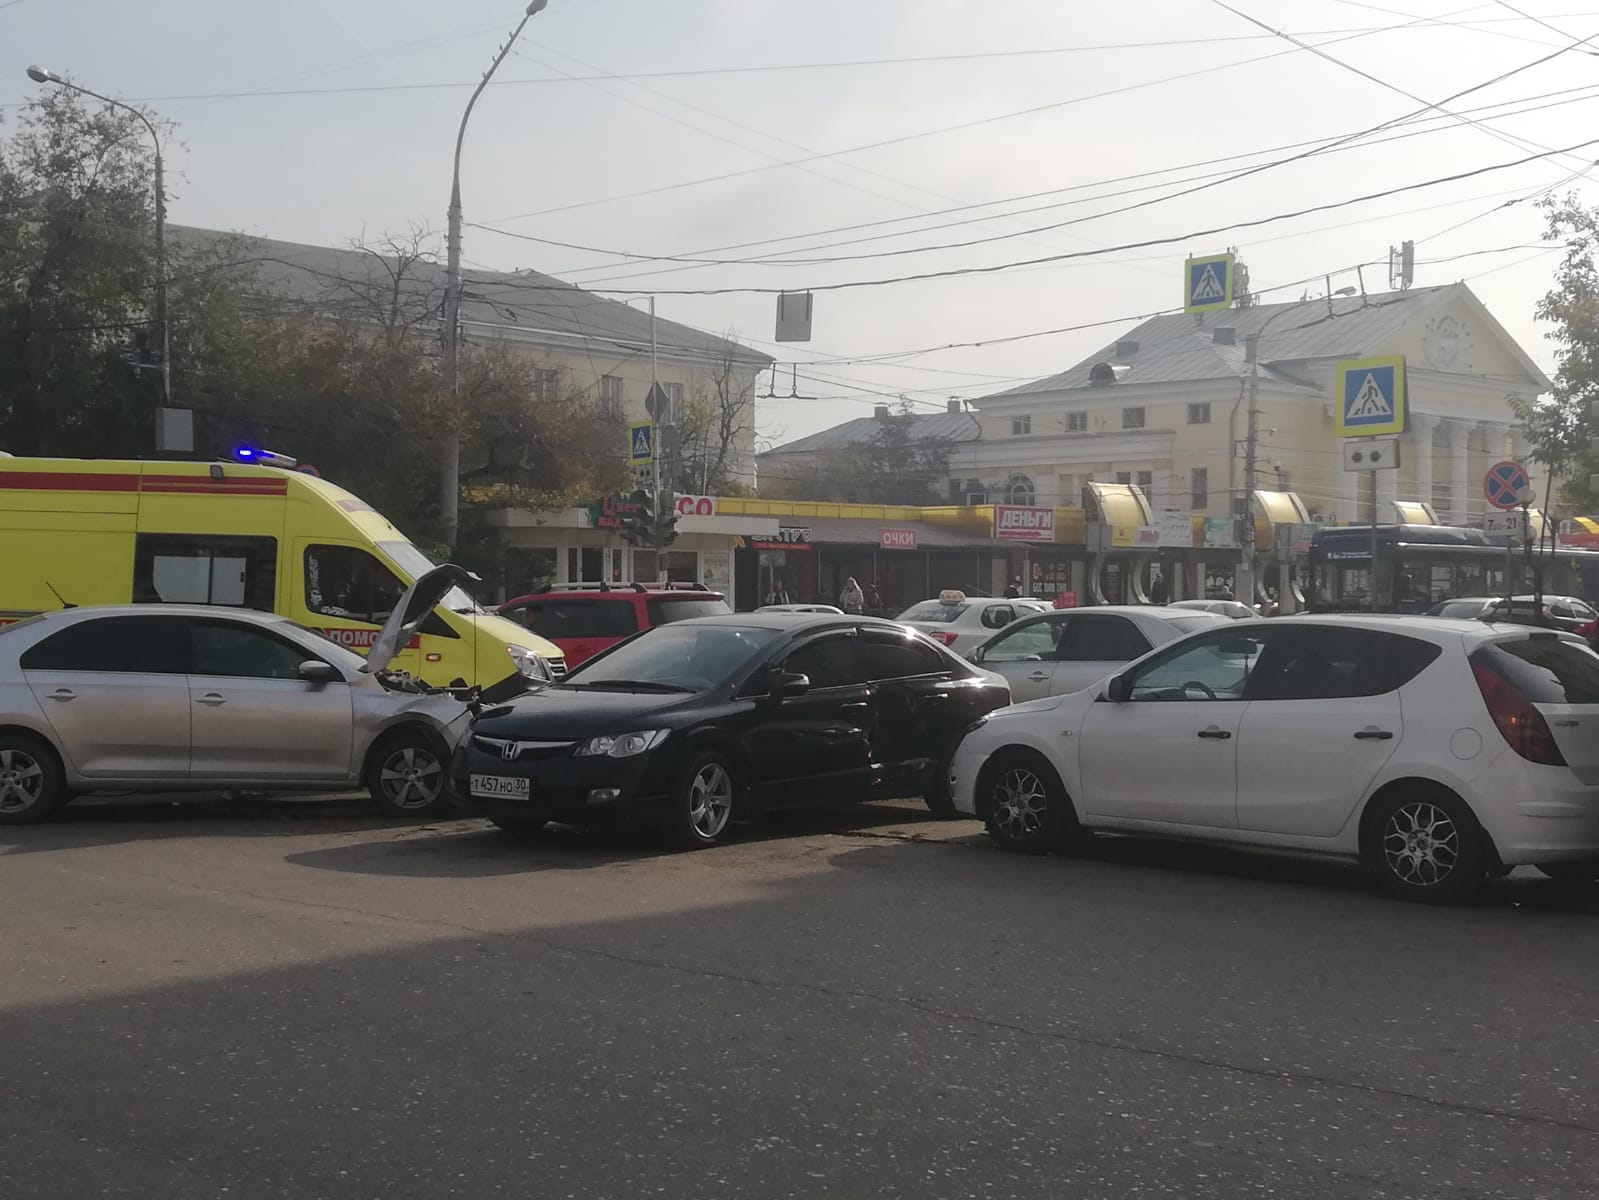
xmin=378 ymin=542 xmax=483 ymax=615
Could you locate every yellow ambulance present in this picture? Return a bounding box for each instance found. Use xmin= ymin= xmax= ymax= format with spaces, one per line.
xmin=0 ymin=454 xmax=563 ymax=698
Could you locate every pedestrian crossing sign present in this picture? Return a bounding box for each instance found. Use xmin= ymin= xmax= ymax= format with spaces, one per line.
xmin=1335 ymin=355 xmax=1407 ymax=437
xmin=1184 ymin=252 xmax=1234 ymax=314
xmin=628 ymin=421 xmax=655 ymax=465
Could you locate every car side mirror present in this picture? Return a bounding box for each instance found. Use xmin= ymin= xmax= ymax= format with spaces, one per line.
xmin=770 ymin=670 xmax=812 ymax=700
xmin=1106 ymin=673 xmax=1131 ymax=703
xmin=299 ymin=660 xmax=342 ymax=685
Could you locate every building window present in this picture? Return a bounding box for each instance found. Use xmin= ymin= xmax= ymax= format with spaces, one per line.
xmin=1122 ymin=407 xmax=1145 ymax=429
xmin=1057 ymin=474 xmax=1075 ymax=505
xmin=1188 ymin=402 xmax=1211 ymax=425
xmin=599 ymin=375 xmax=623 ymax=419
xmin=1065 ymin=411 xmax=1087 ymax=432
xmin=1137 ymin=470 xmax=1153 ymax=493
xmin=1005 ymin=474 xmax=1036 ymax=505
xmin=1116 ymin=472 xmax=1132 ymax=486
xmin=948 ymin=478 xmax=963 ymax=501
xmin=535 ymin=368 xmax=562 ymax=403
xmin=1191 ymin=467 xmax=1209 ymax=509
xmin=1010 ymin=416 xmax=1031 ymax=436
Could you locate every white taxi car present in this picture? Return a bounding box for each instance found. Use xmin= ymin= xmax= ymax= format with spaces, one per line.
xmin=896 ymin=591 xmax=1050 ymax=655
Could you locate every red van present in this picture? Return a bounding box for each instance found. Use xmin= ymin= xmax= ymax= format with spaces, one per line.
xmin=498 ymin=582 xmax=731 ymax=668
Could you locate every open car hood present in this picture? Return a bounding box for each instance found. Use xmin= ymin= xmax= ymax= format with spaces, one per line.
xmin=363 ymin=563 xmax=480 ymax=674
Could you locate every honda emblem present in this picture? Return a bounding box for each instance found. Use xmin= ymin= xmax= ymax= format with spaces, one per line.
xmin=501 ymin=741 xmax=518 ymax=761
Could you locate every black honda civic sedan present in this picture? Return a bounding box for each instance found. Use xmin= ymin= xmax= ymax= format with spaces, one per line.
xmin=452 ymin=614 xmax=1012 ymax=847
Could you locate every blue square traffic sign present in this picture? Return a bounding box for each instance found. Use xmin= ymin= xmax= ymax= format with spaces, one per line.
xmin=1335 ymin=355 xmax=1407 ymax=437
xmin=1184 ymin=253 xmax=1234 ymax=315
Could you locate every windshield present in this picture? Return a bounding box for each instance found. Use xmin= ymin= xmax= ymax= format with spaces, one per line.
xmin=378 ymin=541 xmax=482 ymax=615
xmin=899 ymin=602 xmax=968 ymax=623
xmin=647 ymin=597 xmax=731 ymax=625
xmin=1170 ymin=616 xmax=1227 ymax=634
xmin=563 ymin=624 xmax=781 ymax=692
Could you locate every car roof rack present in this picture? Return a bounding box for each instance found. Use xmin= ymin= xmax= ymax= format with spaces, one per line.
xmin=529 ymin=581 xmax=713 ymax=595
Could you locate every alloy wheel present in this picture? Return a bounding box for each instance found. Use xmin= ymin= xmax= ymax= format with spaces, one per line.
xmin=1382 ymin=800 xmax=1460 ymax=888
xmin=379 ymin=746 xmax=444 ymax=811
xmin=992 ymin=767 xmax=1049 ymax=842
xmin=0 ymin=747 xmax=44 ymax=816
xmin=688 ymin=762 xmax=733 ymax=840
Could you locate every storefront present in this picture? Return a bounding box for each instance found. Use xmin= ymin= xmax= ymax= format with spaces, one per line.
xmin=733 ymin=518 xmax=1004 ymax=613
xmin=483 ymin=496 xmax=778 ymax=603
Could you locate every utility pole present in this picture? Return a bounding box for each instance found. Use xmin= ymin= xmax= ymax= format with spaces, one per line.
xmin=650 ymin=296 xmax=665 ymax=582
xmin=440 ymin=1 xmax=548 ymax=552
xmin=1239 ymin=333 xmax=1261 ymax=607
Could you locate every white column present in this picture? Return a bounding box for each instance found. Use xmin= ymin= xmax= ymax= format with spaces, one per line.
xmin=1447 ymin=419 xmax=1471 ymax=525
xmin=1411 ymin=413 xmax=1437 ymax=515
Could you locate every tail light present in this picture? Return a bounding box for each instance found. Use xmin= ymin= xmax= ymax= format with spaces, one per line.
xmin=1471 ymin=660 xmax=1566 ymax=765
xmin=927 ymin=631 xmax=959 ymax=647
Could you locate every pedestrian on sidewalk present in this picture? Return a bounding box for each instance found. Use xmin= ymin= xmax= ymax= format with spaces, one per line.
xmin=840 ymin=577 xmax=865 ymax=614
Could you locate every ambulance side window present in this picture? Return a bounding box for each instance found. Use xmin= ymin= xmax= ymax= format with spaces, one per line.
xmin=133 ymin=535 xmax=278 ymax=610
xmin=304 ymin=545 xmax=406 ymax=625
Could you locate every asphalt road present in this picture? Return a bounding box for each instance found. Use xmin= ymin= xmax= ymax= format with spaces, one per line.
xmin=4 ymin=796 xmax=1599 ymax=1199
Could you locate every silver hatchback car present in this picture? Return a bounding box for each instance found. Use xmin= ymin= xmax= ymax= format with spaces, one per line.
xmin=0 ymin=567 xmax=491 ymax=824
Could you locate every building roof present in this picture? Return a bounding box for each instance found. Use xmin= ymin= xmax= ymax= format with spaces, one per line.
xmin=169 ymin=225 xmax=771 ymax=368
xmin=987 ymin=283 xmax=1541 ymax=397
xmin=759 ymin=410 xmax=981 ymax=457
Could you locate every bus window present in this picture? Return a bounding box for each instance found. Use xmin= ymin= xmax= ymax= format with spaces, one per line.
xmin=134 ymin=534 xmax=277 ymax=610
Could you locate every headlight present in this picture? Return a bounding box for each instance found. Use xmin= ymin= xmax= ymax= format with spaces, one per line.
xmin=574 ymin=729 xmax=670 ymax=757
xmin=506 ymin=644 xmax=550 ymax=681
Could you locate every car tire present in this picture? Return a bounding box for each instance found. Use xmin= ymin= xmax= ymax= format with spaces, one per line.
xmin=0 ymin=733 xmax=67 ymax=826
xmin=978 ymin=748 xmax=1074 ymax=855
xmin=491 ymin=815 xmax=553 ymax=837
xmin=1362 ymin=786 xmax=1487 ymax=905
xmin=1535 ymin=859 xmax=1599 ymax=884
xmin=669 ymin=751 xmax=737 ymax=850
xmin=366 ymin=728 xmax=451 ymax=818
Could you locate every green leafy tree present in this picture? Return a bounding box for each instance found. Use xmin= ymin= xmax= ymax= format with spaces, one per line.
xmin=0 ymin=90 xmax=166 ymax=454
xmin=1525 ymin=194 xmax=1599 ymax=508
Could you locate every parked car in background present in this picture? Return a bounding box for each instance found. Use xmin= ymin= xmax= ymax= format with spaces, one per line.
xmin=949 ymin=616 xmax=1599 ymax=904
xmin=0 ymin=567 xmax=489 ymax=825
xmin=454 ymin=614 xmax=1013 ymax=846
xmin=967 ymin=606 xmax=1231 ymax=701
xmin=896 ymin=591 xmax=1050 ymax=654
xmin=1170 ymin=598 xmax=1259 ymax=621
xmin=499 ymin=582 xmax=732 ymax=668
xmin=756 ymin=604 xmax=844 ymax=614
xmin=1427 ymin=595 xmax=1598 ymax=632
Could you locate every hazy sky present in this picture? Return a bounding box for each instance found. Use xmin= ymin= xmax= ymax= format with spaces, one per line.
xmin=4 ymin=0 xmax=1595 ymax=447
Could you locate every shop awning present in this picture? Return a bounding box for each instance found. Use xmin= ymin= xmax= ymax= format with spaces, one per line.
xmin=776 ymin=516 xmax=1008 ymax=548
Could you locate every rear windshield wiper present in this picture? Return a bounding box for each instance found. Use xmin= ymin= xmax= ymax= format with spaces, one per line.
xmin=568 ymin=679 xmax=696 ymax=692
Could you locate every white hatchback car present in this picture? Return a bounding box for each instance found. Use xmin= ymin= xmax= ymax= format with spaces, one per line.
xmin=967 ymin=606 xmax=1231 ymax=701
xmin=897 ymin=592 xmax=1051 ymax=655
xmin=948 ymin=616 xmax=1599 ymax=904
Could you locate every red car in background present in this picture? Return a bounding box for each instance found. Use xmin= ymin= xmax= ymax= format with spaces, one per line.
xmin=498 ymin=583 xmax=732 ymax=668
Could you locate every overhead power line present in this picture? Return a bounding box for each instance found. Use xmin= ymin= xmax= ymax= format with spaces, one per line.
xmin=508 ymin=81 xmax=1599 ymax=288
xmin=477 ymin=4 xmax=1526 ymax=226
xmin=464 ymin=138 xmax=1598 ymax=297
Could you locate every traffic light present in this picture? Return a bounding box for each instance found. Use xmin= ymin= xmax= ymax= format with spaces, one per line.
xmin=620 ymin=488 xmax=653 ymax=547
xmin=656 ymin=496 xmax=679 ymax=547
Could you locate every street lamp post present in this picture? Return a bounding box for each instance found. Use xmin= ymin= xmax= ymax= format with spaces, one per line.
xmin=440 ymin=0 xmax=549 ymax=552
xmin=26 ymin=65 xmax=170 ymax=412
